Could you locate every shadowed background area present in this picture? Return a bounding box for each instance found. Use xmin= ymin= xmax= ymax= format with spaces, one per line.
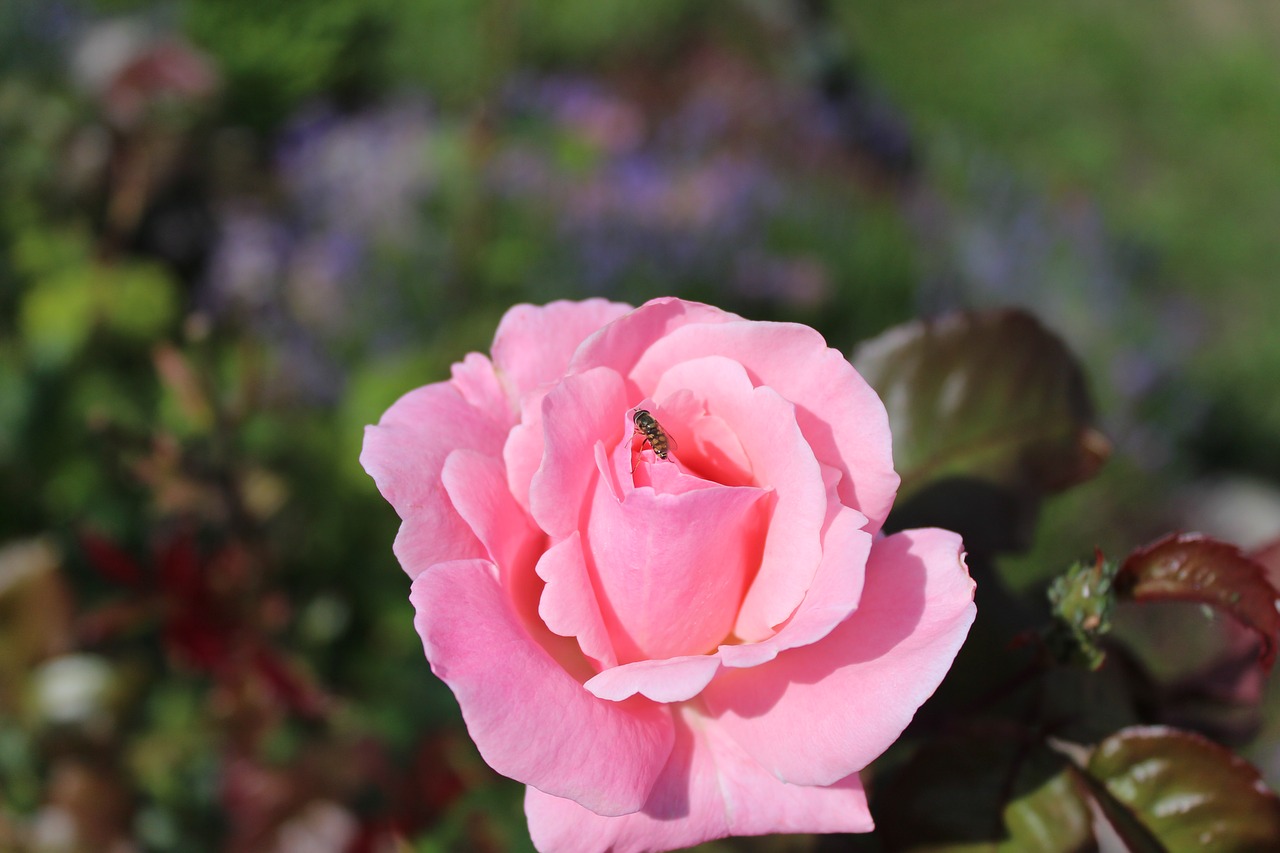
xmin=2 ymin=1 xmax=1280 ymax=850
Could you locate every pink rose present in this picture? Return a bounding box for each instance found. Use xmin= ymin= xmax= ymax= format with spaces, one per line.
xmin=362 ymin=297 xmax=976 ymax=852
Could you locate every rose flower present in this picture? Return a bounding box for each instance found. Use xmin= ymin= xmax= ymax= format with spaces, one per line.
xmin=362 ymin=297 xmax=976 ymax=852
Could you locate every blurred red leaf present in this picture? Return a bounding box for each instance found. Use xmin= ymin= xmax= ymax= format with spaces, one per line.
xmin=251 ymin=646 xmax=328 ymax=720
xmin=80 ymin=531 xmax=144 ymax=587
xmin=155 ymin=531 xmax=202 ymax=599
xmin=1117 ymin=533 xmax=1280 ymax=668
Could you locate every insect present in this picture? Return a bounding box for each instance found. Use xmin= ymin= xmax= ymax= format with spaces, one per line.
xmin=631 ymin=408 xmax=676 ymax=470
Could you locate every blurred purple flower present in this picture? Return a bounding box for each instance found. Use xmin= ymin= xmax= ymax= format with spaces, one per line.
xmin=495 ymin=73 xmax=807 ymax=296
xmin=275 ymin=99 xmax=435 ymax=240
xmin=202 ymin=206 xmax=291 ymax=315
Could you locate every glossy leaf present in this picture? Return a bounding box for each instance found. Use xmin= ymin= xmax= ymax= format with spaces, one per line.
xmin=874 ymin=729 xmax=1093 ymax=852
xmin=1117 ymin=533 xmax=1280 ymax=668
xmin=853 ymin=309 xmax=1109 ymax=505
xmin=1082 ymin=726 xmax=1280 ymax=851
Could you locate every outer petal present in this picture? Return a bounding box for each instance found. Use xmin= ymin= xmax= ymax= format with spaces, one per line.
xmin=361 ymin=383 xmax=510 ymax=577
xmin=412 ymin=559 xmax=673 ymax=816
xmin=449 ymin=352 xmax=516 ymax=427
xmin=702 ymin=529 xmax=975 ymax=786
xmin=441 ymin=449 xmax=546 ymax=633
xmin=566 ymin=297 xmax=738 ymax=382
xmin=441 ymin=449 xmax=541 ymax=579
xmin=492 ymin=299 xmax=632 ymax=402
xmin=525 ymin=707 xmax=872 ymax=853
xmin=632 ymin=319 xmax=899 ymax=532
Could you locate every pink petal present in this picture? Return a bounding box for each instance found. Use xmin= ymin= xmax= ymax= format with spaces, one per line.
xmin=450 ymin=352 xmax=516 ymax=427
xmin=567 ymin=297 xmax=737 ymax=381
xmin=702 ymin=528 xmax=975 ymax=786
xmin=585 ymin=506 xmax=872 ymax=700
xmin=536 ymin=532 xmax=617 ymax=670
xmin=717 ymin=505 xmax=871 ymax=668
xmin=529 ymin=367 xmax=628 ymax=539
xmin=632 ymin=319 xmax=899 ymax=532
xmin=441 ymin=450 xmax=546 ymax=631
xmin=361 ymin=382 xmax=510 ymax=577
xmin=492 ymin=299 xmax=632 ymax=402
xmin=412 ymin=559 xmax=674 ymax=816
xmin=502 ymin=387 xmax=547 ymax=513
xmin=652 ymin=356 xmax=828 ymax=642
xmin=525 ymin=707 xmax=872 ymax=853
xmin=441 ymin=449 xmax=540 ymax=575
xmin=585 ymin=655 xmax=721 ymax=703
xmin=585 ymin=464 xmax=772 ymax=663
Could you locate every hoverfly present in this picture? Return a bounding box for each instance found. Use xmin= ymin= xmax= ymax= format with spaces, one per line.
xmin=631 ymin=408 xmax=676 ymax=471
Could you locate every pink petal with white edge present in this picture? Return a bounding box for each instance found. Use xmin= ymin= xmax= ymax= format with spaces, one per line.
xmin=525 ymin=706 xmax=872 ymax=853
xmin=652 ymin=356 xmax=827 ymax=642
xmin=491 ymin=299 xmax=632 ymax=402
xmin=536 ymin=532 xmax=617 ymax=670
xmin=529 ymin=367 xmax=628 ymax=540
xmin=567 ymin=297 xmax=737 ymax=381
xmin=632 ymin=320 xmax=899 ymax=532
xmin=361 ymin=382 xmax=511 ymax=577
xmin=412 ymin=559 xmax=673 ymax=816
xmin=702 ymin=528 xmax=975 ymax=786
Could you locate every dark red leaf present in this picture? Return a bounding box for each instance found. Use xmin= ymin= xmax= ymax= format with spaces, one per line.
xmin=163 ymin=610 xmax=230 ymax=671
xmin=79 ymin=531 xmax=144 ymax=587
xmin=252 ymin=646 xmax=329 ymax=719
xmin=853 ymin=309 xmax=1110 ymax=503
xmin=1117 ymin=533 xmax=1280 ymax=669
xmin=155 ymin=532 xmax=202 ymax=599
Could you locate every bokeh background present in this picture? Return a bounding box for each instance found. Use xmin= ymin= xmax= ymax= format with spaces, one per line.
xmin=2 ymin=1 xmax=1280 ymax=850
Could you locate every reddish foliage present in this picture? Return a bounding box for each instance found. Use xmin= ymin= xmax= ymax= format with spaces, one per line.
xmin=80 ymin=531 xmax=145 ymax=588
xmin=1117 ymin=533 xmax=1280 ymax=669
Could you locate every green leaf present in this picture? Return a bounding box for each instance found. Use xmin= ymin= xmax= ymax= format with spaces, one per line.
xmin=874 ymin=729 xmax=1094 ymax=852
xmin=1082 ymin=726 xmax=1280 ymax=851
xmin=1116 ymin=533 xmax=1280 ymax=669
xmin=854 ymin=309 xmax=1110 ymax=506
xmin=18 ymin=267 xmax=97 ymax=368
xmin=100 ymin=262 xmax=180 ymax=341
